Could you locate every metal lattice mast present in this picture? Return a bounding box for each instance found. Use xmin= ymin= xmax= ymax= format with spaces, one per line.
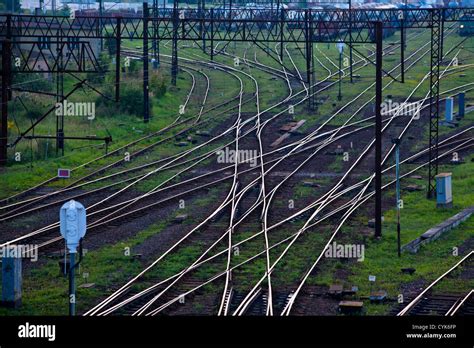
xmin=210 ymin=8 xmax=214 ymax=61
xmin=171 ymin=0 xmax=179 ymax=86
xmin=143 ymin=2 xmax=150 ymax=123
xmin=115 ymin=16 xmax=121 ymax=102
xmin=305 ymin=10 xmax=315 ymax=111
xmin=99 ymin=0 xmax=103 ymax=51
xmin=2 ymin=8 xmax=472 ymax=167
xmin=349 ymin=0 xmax=353 ymax=83
xmin=199 ymin=0 xmax=206 ymax=54
xmin=152 ymin=0 xmax=160 ymax=68
xmin=0 ymin=15 xmax=12 ymax=165
xmin=400 ymin=6 xmax=405 ymax=83
xmin=56 ymin=30 xmax=65 ymax=155
xmin=427 ymin=9 xmax=442 ymax=199
xmin=375 ymin=21 xmax=383 ymax=238
xmin=279 ymin=7 xmax=284 ymax=61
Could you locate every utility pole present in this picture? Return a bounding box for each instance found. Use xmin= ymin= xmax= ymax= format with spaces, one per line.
xmin=305 ymin=10 xmax=315 ymax=110
xmin=143 ymin=2 xmax=150 ymax=123
xmin=337 ymin=40 xmax=344 ymax=102
xmin=400 ymin=0 xmax=406 ymax=83
xmin=171 ymin=0 xmax=178 ymax=85
xmin=375 ymin=21 xmax=383 ymax=239
xmin=392 ymin=138 xmax=401 ymax=257
xmin=210 ymin=8 xmax=214 ymax=61
xmin=56 ymin=32 xmax=65 ymax=156
xmin=1 ymin=17 xmax=11 ymax=166
xmin=152 ymin=0 xmax=159 ymax=69
xmin=115 ymin=16 xmax=121 ymax=102
xmin=99 ymin=0 xmax=103 ymax=51
xmin=349 ymin=0 xmax=353 ymax=83
xmin=199 ymin=0 xmax=205 ymax=54
xmin=427 ymin=9 xmax=442 ymax=199
xmin=279 ymin=6 xmax=284 ymax=61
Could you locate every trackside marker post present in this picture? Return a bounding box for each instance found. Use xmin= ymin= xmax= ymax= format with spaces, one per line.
xmin=337 ymin=40 xmax=345 ymax=102
xmin=60 ymin=200 xmax=87 ymax=316
xmin=58 ymin=168 xmax=71 ymax=178
xmin=369 ymin=275 xmax=376 ymax=296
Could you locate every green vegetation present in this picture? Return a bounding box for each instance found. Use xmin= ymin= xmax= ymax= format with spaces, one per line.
xmin=0 ymin=26 xmax=472 ymax=316
xmin=0 ymin=220 xmax=169 ymax=315
xmin=313 ymin=154 xmax=474 ymax=315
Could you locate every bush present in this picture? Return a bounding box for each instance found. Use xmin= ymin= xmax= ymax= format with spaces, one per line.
xmin=105 ymin=33 xmax=117 ymax=56
xmin=150 ymin=73 xmax=167 ymax=98
xmin=127 ymin=59 xmax=140 ymax=74
xmin=96 ymin=83 xmax=150 ymax=118
xmin=13 ymin=73 xmax=52 ymax=93
xmin=26 ymin=109 xmax=43 ymax=121
xmin=120 ymin=85 xmax=146 ymax=116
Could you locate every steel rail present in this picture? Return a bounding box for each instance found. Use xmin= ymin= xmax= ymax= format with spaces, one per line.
xmin=282 ymin=48 xmax=470 ymax=315
xmin=447 ymin=290 xmax=474 ymax=316
xmin=229 ymin=30 xmax=465 ymax=314
xmin=0 ymin=26 xmax=406 ymax=218
xmin=0 ymin=28 xmax=460 ymax=249
xmin=398 ymin=252 xmax=473 ymax=316
xmin=83 ymin=28 xmax=462 ymax=314
xmin=90 ymin=47 xmax=468 ymax=316
xmin=89 ymin=135 xmax=473 ymax=316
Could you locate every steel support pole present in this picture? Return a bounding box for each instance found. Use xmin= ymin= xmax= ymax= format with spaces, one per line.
xmin=400 ymin=14 xmax=405 ymax=83
xmin=427 ymin=10 xmax=441 ymax=199
xmin=115 ymin=17 xmax=121 ymax=102
xmin=171 ymin=1 xmax=179 ymax=85
xmin=56 ymin=34 xmax=64 ymax=155
xmin=69 ymin=252 xmax=76 ymax=316
xmin=1 ymin=38 xmax=11 ymax=166
xmin=338 ymin=52 xmax=342 ymax=101
xmin=280 ymin=8 xmax=284 ymax=61
xmin=375 ymin=21 xmax=383 ymax=239
xmin=158 ymin=2 xmax=161 ymax=65
xmin=99 ymin=0 xmax=103 ymax=51
xmin=143 ymin=2 xmax=150 ymax=123
xmin=309 ymin=10 xmax=314 ymax=110
xmin=305 ymin=10 xmax=314 ymax=110
xmin=1 ymin=15 xmax=11 ymax=165
xmin=152 ymin=0 xmax=158 ymax=69
xmin=210 ymin=8 xmax=214 ymax=61
xmin=349 ymin=0 xmax=353 ymax=83
xmin=6 ymin=16 xmax=12 ymax=101
xmin=440 ymin=9 xmax=445 ymax=59
xmin=200 ymin=0 xmax=206 ymax=54
xmin=393 ymin=139 xmax=401 ymax=257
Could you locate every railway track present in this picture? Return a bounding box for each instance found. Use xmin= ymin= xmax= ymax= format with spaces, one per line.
xmin=83 ymin=29 xmax=473 ymax=316
xmin=0 ymin=59 xmax=245 ymax=215
xmin=1 ymin=24 xmax=472 ymax=318
xmin=0 ymin=21 xmax=414 ymax=221
xmin=397 ymin=252 xmax=474 ymax=316
xmin=0 ymin=23 xmax=411 ymax=217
